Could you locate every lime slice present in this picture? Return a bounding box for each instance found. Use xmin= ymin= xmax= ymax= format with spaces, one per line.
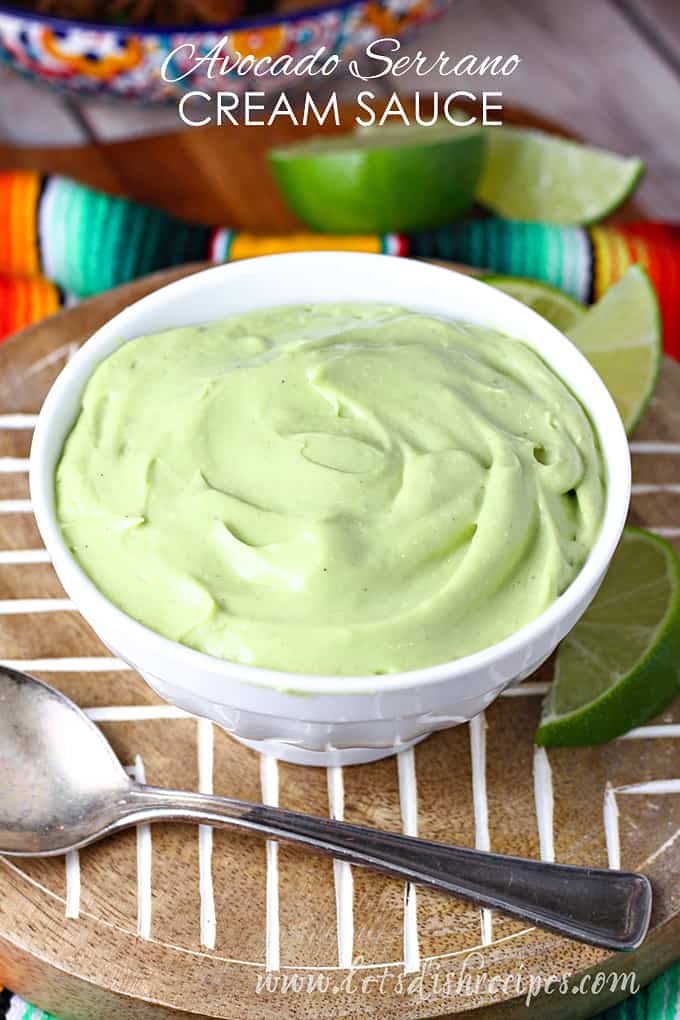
xmin=566 ymin=265 xmax=661 ymax=434
xmin=483 ymin=275 xmax=586 ymax=332
xmin=268 ymin=122 xmax=485 ymax=234
xmin=536 ymin=528 xmax=680 ymax=747
xmin=478 ymin=127 xmax=644 ymax=224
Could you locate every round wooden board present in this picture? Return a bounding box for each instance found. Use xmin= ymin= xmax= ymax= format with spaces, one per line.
xmin=1 ymin=267 xmax=680 ymax=1020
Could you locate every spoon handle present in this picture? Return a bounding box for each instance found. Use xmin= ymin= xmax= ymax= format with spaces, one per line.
xmin=126 ymin=784 xmax=650 ymax=950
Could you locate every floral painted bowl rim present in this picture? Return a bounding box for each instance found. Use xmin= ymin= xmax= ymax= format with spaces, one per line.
xmin=0 ymin=0 xmax=360 ymax=36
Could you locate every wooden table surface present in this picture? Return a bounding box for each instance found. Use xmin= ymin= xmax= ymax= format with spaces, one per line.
xmin=0 ymin=0 xmax=678 ymax=217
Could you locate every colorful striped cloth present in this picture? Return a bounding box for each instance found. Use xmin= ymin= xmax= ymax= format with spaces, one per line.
xmin=2 ymin=172 xmax=680 ymax=356
xmin=1 ymin=169 xmax=680 ymax=1019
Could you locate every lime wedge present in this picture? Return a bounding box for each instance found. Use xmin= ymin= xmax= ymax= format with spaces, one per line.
xmin=478 ymin=127 xmax=644 ymax=224
xmin=483 ymin=275 xmax=586 ymax=332
xmin=536 ymin=528 xmax=680 ymax=747
xmin=268 ymin=122 xmax=485 ymax=234
xmin=566 ymin=265 xmax=661 ymax=434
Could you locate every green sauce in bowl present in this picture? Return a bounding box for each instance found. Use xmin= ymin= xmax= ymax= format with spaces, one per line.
xmin=56 ymin=302 xmax=605 ymax=675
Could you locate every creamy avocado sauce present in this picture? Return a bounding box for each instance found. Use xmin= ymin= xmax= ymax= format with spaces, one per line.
xmin=56 ymin=303 xmax=605 ymax=675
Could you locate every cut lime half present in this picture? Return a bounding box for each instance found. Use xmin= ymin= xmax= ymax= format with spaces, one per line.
xmin=537 ymin=527 xmax=680 ymax=747
xmin=269 ymin=122 xmax=485 ymax=234
xmin=484 ymin=275 xmax=586 ymax=332
xmin=478 ymin=127 xmax=644 ymax=225
xmin=566 ymin=265 xmax=662 ymax=434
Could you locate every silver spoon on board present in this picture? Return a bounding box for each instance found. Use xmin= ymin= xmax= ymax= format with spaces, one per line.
xmin=0 ymin=666 xmax=651 ymax=951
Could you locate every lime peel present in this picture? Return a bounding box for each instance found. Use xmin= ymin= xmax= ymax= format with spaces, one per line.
xmin=536 ymin=527 xmax=680 ymax=747
xmin=478 ymin=126 xmax=645 ymax=225
xmin=483 ymin=275 xmax=586 ymax=333
xmin=268 ymin=122 xmax=485 ymax=234
xmin=566 ymin=265 xmax=662 ymax=435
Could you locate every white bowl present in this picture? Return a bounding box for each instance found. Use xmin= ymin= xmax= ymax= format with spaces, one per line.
xmin=30 ymin=253 xmax=631 ymax=766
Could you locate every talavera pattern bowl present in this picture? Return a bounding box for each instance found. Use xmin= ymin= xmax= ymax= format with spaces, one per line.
xmin=0 ymin=0 xmax=454 ymax=103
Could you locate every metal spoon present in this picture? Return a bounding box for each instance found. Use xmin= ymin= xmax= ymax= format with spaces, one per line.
xmin=0 ymin=666 xmax=651 ymax=950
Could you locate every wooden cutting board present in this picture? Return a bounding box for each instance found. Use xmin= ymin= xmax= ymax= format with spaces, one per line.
xmin=0 ymin=96 xmax=637 ymax=229
xmin=1 ymin=266 xmax=680 ymax=1020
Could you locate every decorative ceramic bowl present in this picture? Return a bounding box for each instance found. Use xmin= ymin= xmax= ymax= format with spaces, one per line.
xmin=0 ymin=0 xmax=453 ymax=102
xmin=31 ymin=253 xmax=631 ymax=767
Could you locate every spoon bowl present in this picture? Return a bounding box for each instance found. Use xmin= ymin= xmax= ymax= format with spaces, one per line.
xmin=0 ymin=667 xmax=135 ymax=855
xmin=0 ymin=666 xmax=653 ymax=950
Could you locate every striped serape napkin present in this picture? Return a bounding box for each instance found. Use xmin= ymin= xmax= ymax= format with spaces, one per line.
xmin=2 ymin=171 xmax=680 ymax=355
